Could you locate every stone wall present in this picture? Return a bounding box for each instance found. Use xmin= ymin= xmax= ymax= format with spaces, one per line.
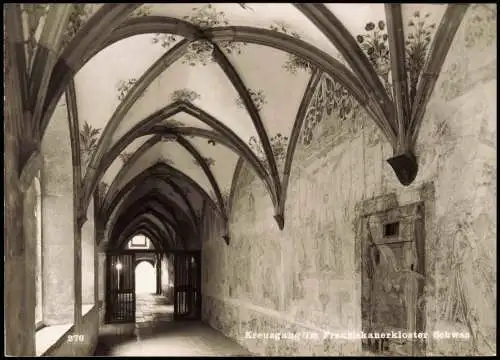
xmin=411 ymin=5 xmax=496 ymax=355
xmin=201 ymin=5 xmax=496 ymax=356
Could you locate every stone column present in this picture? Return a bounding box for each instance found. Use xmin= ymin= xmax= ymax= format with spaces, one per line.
xmin=23 ymin=177 xmax=38 ymax=336
xmin=5 ymin=95 xmax=31 ymax=357
xmin=156 ymin=254 xmax=162 ymax=295
xmin=93 ymin=211 xmax=100 ymax=310
xmin=94 ymin=204 xmax=107 ymax=323
xmin=4 ymin=5 xmax=34 ymax=355
xmin=97 ymin=245 xmax=106 ymax=324
xmin=41 ymin=93 xmax=75 ymax=326
xmin=82 ymin=196 xmax=95 ymax=305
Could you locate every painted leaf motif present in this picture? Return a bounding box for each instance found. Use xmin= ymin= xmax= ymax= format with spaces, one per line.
xmin=116 ymin=78 xmax=138 ymax=101
xmin=235 ymin=88 xmax=267 ymax=111
xmin=79 ymin=121 xmax=101 ymax=168
xmin=130 ymin=5 xmax=151 ymax=17
xmin=193 ymin=157 xmax=215 ymax=167
xmin=300 ymin=74 xmax=360 ymax=147
xmin=62 ymin=4 xmax=94 ymax=48
xmin=356 ymin=20 xmax=391 ymax=95
xmin=151 ymin=33 xmax=178 ymax=48
xmin=170 ymin=89 xmax=201 ymax=103
xmin=269 ymin=21 xmax=314 ymax=75
xmin=404 ymin=12 xmax=437 ymax=106
xmin=164 ymin=119 xmax=185 ymax=128
xmin=178 ymin=5 xmax=246 ymax=64
xmin=248 ymin=133 xmax=288 ymax=168
xmin=119 ymin=152 xmax=134 ymax=164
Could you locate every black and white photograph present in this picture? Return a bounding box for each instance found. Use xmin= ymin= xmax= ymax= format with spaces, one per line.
xmin=4 ymin=3 xmax=496 ymax=357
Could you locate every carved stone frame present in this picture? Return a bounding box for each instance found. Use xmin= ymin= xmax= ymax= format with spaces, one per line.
xmin=354 ymin=182 xmax=435 ymax=356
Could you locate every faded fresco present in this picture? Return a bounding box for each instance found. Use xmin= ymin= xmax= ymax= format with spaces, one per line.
xmin=4 ymin=3 xmax=496 ymax=357
xmin=201 ymin=4 xmax=496 ymax=356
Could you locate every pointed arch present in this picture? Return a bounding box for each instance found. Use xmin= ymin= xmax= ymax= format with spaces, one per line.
xmin=111 ymin=185 xmax=199 ymax=239
xmin=113 ymin=216 xmax=173 ymax=252
xmin=123 ymin=228 xmax=167 ymax=253
xmin=110 ymin=201 xmax=186 ymax=250
xmin=84 ymin=101 xmax=275 ymax=221
xmin=103 ymin=162 xmax=218 ymax=223
xmin=101 ymin=135 xmax=221 ymax=221
xmin=40 ymin=17 xmax=381 ymax=179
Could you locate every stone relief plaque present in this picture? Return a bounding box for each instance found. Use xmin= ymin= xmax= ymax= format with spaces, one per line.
xmin=359 ymin=195 xmax=426 ymax=355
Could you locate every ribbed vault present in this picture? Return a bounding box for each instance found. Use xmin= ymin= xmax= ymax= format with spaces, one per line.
xmin=18 ymin=3 xmax=471 ymax=246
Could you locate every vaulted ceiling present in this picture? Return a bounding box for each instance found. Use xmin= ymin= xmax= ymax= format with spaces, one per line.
xmin=14 ymin=3 xmax=475 ymax=250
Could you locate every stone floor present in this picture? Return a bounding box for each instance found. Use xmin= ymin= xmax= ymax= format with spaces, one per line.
xmin=94 ymin=293 xmax=252 ymax=356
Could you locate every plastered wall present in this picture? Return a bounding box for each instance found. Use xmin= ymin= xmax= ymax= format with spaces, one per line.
xmin=201 ymin=5 xmax=496 ymax=356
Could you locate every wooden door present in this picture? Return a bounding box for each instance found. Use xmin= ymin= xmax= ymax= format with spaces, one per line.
xmin=105 ymin=253 xmax=136 ymax=323
xmin=173 ymin=252 xmax=201 ymax=320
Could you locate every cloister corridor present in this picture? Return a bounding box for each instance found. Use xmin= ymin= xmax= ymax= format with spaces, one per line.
xmin=4 ymin=3 xmax=496 ymax=357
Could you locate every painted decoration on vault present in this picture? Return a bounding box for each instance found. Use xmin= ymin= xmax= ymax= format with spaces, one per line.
xmin=227 ymin=42 xmax=310 ymax=175
xmin=401 ymin=5 xmax=445 ymax=105
xmin=79 ymin=121 xmax=101 ymax=170
xmin=143 ymin=3 xmax=345 ymax=63
xmin=74 ymin=33 xmax=182 ymax=154
xmin=61 ymin=4 xmax=103 ymax=49
xmin=111 ymin=46 xmax=261 ymax=158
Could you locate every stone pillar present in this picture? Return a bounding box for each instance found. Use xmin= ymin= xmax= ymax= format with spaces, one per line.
xmin=23 ymin=178 xmax=38 ymax=336
xmin=97 ymin=248 xmax=106 ymax=324
xmin=98 ymin=253 xmax=106 ymax=303
xmin=74 ymin=220 xmax=83 ymax=329
xmin=94 ymin=205 xmax=106 ymax=323
xmin=4 ymin=5 xmax=35 ymax=355
xmin=41 ymin=94 xmax=75 ymax=325
xmin=156 ymin=254 xmax=161 ymax=295
xmin=82 ymin=196 xmax=95 ymax=305
xmin=93 ymin=214 xmax=100 ymax=311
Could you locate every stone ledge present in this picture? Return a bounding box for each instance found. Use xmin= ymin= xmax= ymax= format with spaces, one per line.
xmin=35 ymin=305 xmax=96 ymax=356
xmin=35 ymin=323 xmax=74 ymax=356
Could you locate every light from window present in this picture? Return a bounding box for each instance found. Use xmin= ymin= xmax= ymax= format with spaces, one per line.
xmin=128 ymin=235 xmax=150 ymax=249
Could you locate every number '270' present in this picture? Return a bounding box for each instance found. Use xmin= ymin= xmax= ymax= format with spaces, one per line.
xmin=68 ymin=335 xmax=85 ymax=343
